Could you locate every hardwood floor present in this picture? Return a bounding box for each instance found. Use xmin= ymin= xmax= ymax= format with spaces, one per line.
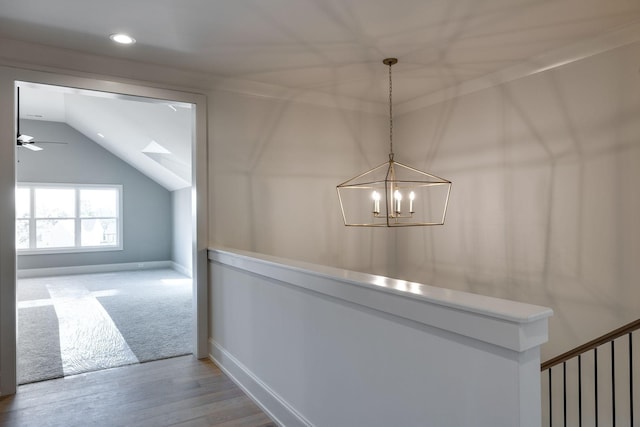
xmin=0 ymin=356 xmax=276 ymax=427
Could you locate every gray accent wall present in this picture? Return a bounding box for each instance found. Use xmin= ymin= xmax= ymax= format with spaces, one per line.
xmin=171 ymin=187 xmax=192 ymax=275
xmin=17 ymin=119 xmax=172 ymax=269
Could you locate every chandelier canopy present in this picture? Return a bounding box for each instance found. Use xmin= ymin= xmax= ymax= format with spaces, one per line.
xmin=336 ymin=58 xmax=451 ymax=227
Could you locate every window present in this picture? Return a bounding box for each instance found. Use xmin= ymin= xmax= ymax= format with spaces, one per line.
xmin=16 ymin=184 xmax=123 ymax=253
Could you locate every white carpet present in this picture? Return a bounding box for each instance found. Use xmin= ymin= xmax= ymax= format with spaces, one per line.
xmin=17 ymin=268 xmax=193 ymax=384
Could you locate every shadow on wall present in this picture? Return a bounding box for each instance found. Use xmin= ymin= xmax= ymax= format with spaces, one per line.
xmin=207 ymin=9 xmax=640 ymax=361
xmin=205 ymin=2 xmax=640 ymax=287
xmin=209 ymin=89 xmax=398 ymax=277
xmin=393 ymin=42 xmax=640 ymax=360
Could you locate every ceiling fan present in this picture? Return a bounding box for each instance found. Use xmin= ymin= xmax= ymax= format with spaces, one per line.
xmin=16 ymin=87 xmax=67 ymax=151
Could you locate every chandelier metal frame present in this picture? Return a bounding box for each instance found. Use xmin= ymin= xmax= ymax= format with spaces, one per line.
xmin=336 ymin=58 xmax=452 ymax=227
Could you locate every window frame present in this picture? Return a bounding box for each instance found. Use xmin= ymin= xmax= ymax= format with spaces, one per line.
xmin=16 ymin=183 xmax=123 ymax=255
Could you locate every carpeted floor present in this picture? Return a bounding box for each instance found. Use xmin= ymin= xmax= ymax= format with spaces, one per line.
xmin=17 ymin=268 xmax=192 ymax=384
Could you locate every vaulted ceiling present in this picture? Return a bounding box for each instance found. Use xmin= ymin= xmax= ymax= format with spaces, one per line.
xmin=17 ymin=84 xmax=193 ymax=191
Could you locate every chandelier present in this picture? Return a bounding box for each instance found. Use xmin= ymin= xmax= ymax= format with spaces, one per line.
xmin=336 ymin=58 xmax=452 ymax=227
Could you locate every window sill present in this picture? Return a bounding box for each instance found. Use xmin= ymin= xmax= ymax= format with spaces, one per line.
xmin=18 ymin=245 xmax=123 ymax=256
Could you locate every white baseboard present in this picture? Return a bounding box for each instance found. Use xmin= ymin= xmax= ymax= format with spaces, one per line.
xmin=17 ymin=260 xmax=173 ymax=278
xmin=171 ymin=261 xmax=192 ymax=278
xmin=209 ymin=338 xmax=312 ymax=427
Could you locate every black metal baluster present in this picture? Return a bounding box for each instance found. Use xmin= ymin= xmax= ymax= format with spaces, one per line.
xmin=549 ymin=368 xmax=553 ymax=427
xmin=612 ymin=341 xmax=616 ymax=426
xmin=630 ymin=333 xmax=634 ymax=427
xmin=578 ymin=355 xmax=582 ymax=427
xmin=541 ymin=321 xmax=640 ymax=427
xmin=563 ymin=362 xmax=567 ymax=427
xmin=593 ymin=347 xmax=598 ymax=427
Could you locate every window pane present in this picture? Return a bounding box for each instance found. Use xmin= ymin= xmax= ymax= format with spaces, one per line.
xmin=16 ymin=188 xmax=30 ymax=218
xmin=16 ymin=219 xmax=29 ymax=249
xmin=81 ymin=219 xmax=118 ymax=246
xmin=35 ymin=188 xmax=75 ymax=218
xmin=80 ymin=189 xmax=117 ymax=217
xmin=36 ymin=219 xmax=75 ymax=248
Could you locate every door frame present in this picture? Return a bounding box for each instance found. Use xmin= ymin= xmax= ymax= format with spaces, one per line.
xmin=0 ymin=67 xmax=208 ymax=395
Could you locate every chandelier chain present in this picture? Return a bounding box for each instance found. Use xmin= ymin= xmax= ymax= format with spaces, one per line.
xmin=388 ymin=61 xmax=393 ymax=160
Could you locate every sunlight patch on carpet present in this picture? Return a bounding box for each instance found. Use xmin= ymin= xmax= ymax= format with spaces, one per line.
xmin=47 ymin=282 xmax=139 ymax=376
xmin=17 ymin=269 xmax=192 ymax=384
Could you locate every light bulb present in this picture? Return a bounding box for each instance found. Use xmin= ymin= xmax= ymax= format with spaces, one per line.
xmin=394 ymin=190 xmax=402 ymax=213
xmin=372 ymin=191 xmax=380 ymax=214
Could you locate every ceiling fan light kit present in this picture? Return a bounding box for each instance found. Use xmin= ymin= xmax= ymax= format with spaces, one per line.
xmin=336 ymin=58 xmax=451 ymax=227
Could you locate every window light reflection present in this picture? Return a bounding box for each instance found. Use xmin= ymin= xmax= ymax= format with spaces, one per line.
xmin=161 ymin=278 xmax=192 ymax=286
xmin=371 ymin=276 xmax=423 ymax=295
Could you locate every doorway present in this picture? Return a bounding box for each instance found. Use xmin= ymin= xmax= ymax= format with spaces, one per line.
xmin=0 ymin=69 xmax=208 ymax=395
xmin=16 ymin=82 xmax=195 ymax=383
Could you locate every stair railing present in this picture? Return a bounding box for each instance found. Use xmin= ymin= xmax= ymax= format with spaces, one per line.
xmin=541 ymin=318 xmax=639 ymax=426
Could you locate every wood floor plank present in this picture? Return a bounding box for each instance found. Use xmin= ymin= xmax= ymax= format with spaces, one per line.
xmin=212 ymin=413 xmax=276 ymax=427
xmin=0 ymin=356 xmax=276 ymax=427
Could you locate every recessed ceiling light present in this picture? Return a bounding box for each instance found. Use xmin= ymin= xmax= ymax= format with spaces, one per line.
xmin=110 ymin=33 xmax=136 ymax=45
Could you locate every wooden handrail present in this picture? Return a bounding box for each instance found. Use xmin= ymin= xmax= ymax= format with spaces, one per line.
xmin=541 ymin=318 xmax=640 ymax=371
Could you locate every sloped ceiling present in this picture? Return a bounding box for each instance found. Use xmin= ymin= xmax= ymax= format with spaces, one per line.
xmin=19 ymin=83 xmax=193 ymax=191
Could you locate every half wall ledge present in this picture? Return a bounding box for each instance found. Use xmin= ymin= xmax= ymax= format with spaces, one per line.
xmin=208 ymin=247 xmax=552 ymax=353
xmin=208 ymin=247 xmax=553 ymax=427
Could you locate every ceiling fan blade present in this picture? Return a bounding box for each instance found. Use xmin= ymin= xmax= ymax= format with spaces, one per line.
xmin=21 ymin=143 xmax=43 ymax=152
xmin=17 ymin=134 xmax=34 ymax=143
xmin=15 ymin=87 xmax=64 ymax=151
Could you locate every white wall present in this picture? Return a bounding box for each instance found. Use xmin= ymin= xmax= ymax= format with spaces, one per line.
xmin=201 ymin=50 xmax=639 ymax=365
xmin=391 ymin=42 xmax=640 ymax=360
xmin=171 ymin=187 xmax=192 ymax=276
xmin=209 ymin=248 xmax=551 ymax=427
xmin=0 ymin=64 xmax=17 ymax=395
xmin=208 ymin=89 xmax=396 ymax=277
